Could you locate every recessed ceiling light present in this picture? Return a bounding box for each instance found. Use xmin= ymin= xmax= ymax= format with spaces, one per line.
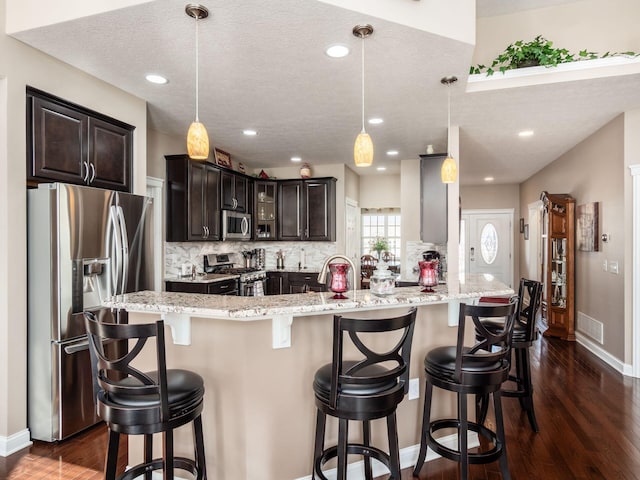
xmin=518 ymin=130 xmax=534 ymax=137
xmin=325 ymin=44 xmax=350 ymax=58
xmin=243 ymin=129 xmax=257 ymax=136
xmin=386 ymin=150 xmax=399 ymax=156
xmin=368 ymin=117 xmax=384 ymax=125
xmin=291 ymin=156 xmax=302 ymax=162
xmin=377 ymin=166 xmax=387 ymax=171
xmin=484 ymin=176 xmax=495 ymax=182
xmin=145 ymin=74 xmax=168 ymax=85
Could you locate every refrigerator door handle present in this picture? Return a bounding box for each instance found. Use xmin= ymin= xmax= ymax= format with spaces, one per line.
xmin=241 ymin=216 xmax=249 ymax=236
xmin=110 ymin=205 xmax=123 ymax=295
xmin=64 ymin=340 xmax=89 ymax=354
xmin=116 ymin=206 xmax=129 ymax=294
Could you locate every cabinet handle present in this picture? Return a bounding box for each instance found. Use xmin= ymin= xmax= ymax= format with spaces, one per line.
xmin=203 ymin=225 xmax=207 ymax=238
xmin=82 ymin=161 xmax=90 ymax=183
xmin=233 ymin=198 xmax=238 ymax=209
xmin=206 ymin=226 xmax=210 ymax=238
xmin=89 ymin=163 xmax=96 ymax=184
xmin=470 ymin=247 xmax=475 ymax=262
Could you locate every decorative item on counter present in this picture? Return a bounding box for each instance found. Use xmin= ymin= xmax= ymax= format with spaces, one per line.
xmin=418 ymin=259 xmax=439 ymax=293
xmin=300 ymin=163 xmax=312 ymax=178
xmin=276 ymin=250 xmax=285 ymax=270
xmin=369 ymin=262 xmax=395 ymax=296
xmin=329 ymin=262 xmax=350 ymax=299
xmin=299 ymin=248 xmax=306 ymax=269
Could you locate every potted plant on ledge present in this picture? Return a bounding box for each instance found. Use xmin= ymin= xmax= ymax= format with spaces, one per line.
xmin=371 ymin=237 xmax=389 ymax=260
xmin=470 ymin=35 xmax=637 ymax=76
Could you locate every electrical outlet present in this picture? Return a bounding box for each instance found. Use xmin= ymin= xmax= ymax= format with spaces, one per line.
xmin=602 ymin=260 xmax=608 ymax=272
xmin=609 ymin=261 xmax=619 ymax=274
xmin=409 ymin=378 xmax=420 ymax=400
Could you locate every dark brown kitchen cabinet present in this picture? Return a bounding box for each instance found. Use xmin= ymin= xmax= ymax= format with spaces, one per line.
xmin=166 ymin=278 xmax=238 ymax=295
xmin=278 ymin=178 xmax=336 ymax=241
xmin=221 ymin=170 xmax=248 ymax=212
xmin=166 ymin=155 xmax=220 ymax=242
xmin=266 ymin=271 xmax=326 ymax=295
xmin=287 ymin=272 xmax=326 ymax=293
xmin=27 ymin=87 xmax=133 ymax=192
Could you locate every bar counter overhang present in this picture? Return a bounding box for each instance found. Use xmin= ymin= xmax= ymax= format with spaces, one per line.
xmin=104 ymin=274 xmax=512 ymax=479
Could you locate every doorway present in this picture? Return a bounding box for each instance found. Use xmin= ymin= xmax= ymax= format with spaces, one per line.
xmin=461 ymin=209 xmax=514 ymax=288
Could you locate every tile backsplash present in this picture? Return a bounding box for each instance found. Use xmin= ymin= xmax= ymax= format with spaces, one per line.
xmin=165 ymin=241 xmax=338 ymax=276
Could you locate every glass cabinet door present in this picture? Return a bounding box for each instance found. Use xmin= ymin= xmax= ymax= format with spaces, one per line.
xmin=256 ymin=182 xmax=277 ymax=239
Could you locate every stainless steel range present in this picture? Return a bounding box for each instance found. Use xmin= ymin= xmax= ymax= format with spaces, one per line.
xmin=204 ymin=254 xmax=266 ymax=296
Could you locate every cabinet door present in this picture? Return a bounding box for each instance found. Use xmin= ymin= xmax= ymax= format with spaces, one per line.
xmin=255 ymin=181 xmax=277 ymax=240
xmin=234 ymin=175 xmax=248 ymax=212
xmin=221 ymin=171 xmax=235 ymax=210
xmin=278 ymin=181 xmax=303 ymax=240
xmin=306 ymin=179 xmax=335 ymax=241
xmin=204 ymin=166 xmax=221 ymax=240
xmin=221 ymin=171 xmax=248 ymax=211
xmin=266 ymin=272 xmax=286 ymax=295
xmin=188 ymin=162 xmax=208 ymax=240
xmin=88 ymin=117 xmax=132 ymax=192
xmin=29 ymin=96 xmax=87 ymax=184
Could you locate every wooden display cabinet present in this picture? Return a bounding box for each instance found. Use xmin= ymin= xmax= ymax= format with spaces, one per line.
xmin=541 ymin=191 xmax=576 ymax=341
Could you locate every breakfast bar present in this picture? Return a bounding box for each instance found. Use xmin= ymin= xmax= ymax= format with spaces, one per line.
xmin=104 ymin=275 xmax=512 ymax=479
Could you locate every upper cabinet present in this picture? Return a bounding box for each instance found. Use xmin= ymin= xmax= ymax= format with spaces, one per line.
xmin=420 ymin=154 xmax=448 ymax=245
xmin=166 ymin=155 xmax=220 ymax=242
xmin=221 ymin=170 xmax=249 ymax=212
xmin=541 ymin=191 xmax=575 ymax=341
xmin=278 ymin=178 xmax=336 ymax=241
xmin=27 ymin=87 xmax=133 ymax=192
xmin=255 ymin=181 xmax=277 ymax=240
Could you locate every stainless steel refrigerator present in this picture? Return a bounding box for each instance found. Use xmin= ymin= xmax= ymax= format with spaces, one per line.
xmin=27 ymin=183 xmax=154 ymax=441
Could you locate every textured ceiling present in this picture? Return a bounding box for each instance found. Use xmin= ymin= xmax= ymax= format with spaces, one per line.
xmin=10 ymin=0 xmax=640 ymax=185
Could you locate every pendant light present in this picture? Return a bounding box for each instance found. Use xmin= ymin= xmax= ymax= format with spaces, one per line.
xmin=440 ymin=76 xmax=458 ymax=183
xmin=353 ymin=25 xmax=374 ymax=168
xmin=186 ymin=4 xmax=210 ymax=160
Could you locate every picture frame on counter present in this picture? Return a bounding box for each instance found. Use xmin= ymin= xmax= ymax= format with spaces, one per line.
xmin=214 ymin=148 xmax=232 ymax=169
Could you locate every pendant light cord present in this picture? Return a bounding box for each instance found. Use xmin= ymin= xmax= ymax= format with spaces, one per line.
xmin=361 ymin=34 xmax=365 ymax=134
xmin=447 ymin=85 xmax=450 ymax=156
xmin=195 ymin=14 xmax=200 ymax=122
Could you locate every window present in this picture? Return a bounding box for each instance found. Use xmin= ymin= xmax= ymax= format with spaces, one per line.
xmin=361 ymin=208 xmax=401 ymax=260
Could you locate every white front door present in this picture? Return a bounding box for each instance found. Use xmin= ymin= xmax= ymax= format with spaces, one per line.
xmin=461 ymin=209 xmax=514 ymax=288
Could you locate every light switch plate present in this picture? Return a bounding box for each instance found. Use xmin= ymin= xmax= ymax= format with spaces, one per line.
xmin=609 ymin=261 xmax=619 ymax=274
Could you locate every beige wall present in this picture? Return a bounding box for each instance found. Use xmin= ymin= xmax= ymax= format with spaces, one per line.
xmin=0 ymin=0 xmax=147 ymax=441
xmin=147 ymin=129 xmax=185 ymax=180
xmin=473 ymin=0 xmax=640 ymax=68
xmin=359 ymin=174 xmax=401 ymax=209
xmin=343 ymin=165 xmax=360 ymax=205
xmin=520 ymin=115 xmax=625 ymax=360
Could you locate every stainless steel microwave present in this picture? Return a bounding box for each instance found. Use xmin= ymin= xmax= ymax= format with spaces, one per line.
xmin=222 ymin=210 xmax=251 ymax=241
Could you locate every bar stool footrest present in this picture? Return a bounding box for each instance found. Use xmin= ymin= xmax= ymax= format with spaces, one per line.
xmin=428 ymin=418 xmax=504 ymax=465
xmin=314 ymin=443 xmax=392 ymax=480
xmin=117 ymin=456 xmax=201 ymax=480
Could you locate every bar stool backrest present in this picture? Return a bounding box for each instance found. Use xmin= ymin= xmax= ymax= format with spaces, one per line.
xmin=515 ymin=278 xmax=543 ymax=344
xmin=329 ymin=308 xmax=417 ymax=409
xmin=456 ymin=301 xmax=518 ymax=384
xmin=84 ymin=311 xmax=171 ymax=420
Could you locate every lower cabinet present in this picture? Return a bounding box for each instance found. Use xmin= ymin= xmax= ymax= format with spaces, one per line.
xmin=165 ymin=278 xmax=238 ymax=295
xmin=266 ymin=272 xmax=326 ymax=295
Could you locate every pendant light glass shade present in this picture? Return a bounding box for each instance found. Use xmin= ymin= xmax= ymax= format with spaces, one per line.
xmin=354 ymin=130 xmax=374 ymax=167
xmin=187 ymin=121 xmax=210 ymax=160
xmin=441 ymin=156 xmax=457 ymax=183
xmin=353 ymin=25 xmax=374 ymax=168
xmin=440 ymin=75 xmax=458 ymax=183
xmin=186 ymin=4 xmax=210 ymax=160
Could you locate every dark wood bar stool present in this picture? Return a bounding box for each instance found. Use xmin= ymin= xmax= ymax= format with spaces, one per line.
xmin=413 ymin=301 xmax=518 ymax=480
xmin=84 ymin=312 xmax=207 ymax=480
xmin=476 ymin=278 xmax=543 ymax=432
xmin=312 ymin=308 xmax=417 ymax=480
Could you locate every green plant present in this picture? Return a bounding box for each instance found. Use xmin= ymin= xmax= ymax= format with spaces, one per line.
xmin=470 ymin=35 xmax=637 ymax=76
xmin=371 ymin=237 xmax=389 ymax=254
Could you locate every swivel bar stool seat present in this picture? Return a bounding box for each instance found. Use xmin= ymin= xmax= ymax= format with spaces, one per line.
xmin=312 ymin=308 xmax=417 ymax=480
xmin=413 ymin=301 xmax=518 ymax=480
xmin=84 ymin=312 xmax=207 ymax=480
xmin=476 ymin=278 xmax=543 ymax=432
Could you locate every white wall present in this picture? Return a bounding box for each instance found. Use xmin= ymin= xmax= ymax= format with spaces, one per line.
xmin=359 ymin=174 xmax=400 ymax=208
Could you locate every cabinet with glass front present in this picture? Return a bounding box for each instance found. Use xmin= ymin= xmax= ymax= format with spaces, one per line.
xmin=541 ymin=191 xmax=575 ymax=341
xmin=255 ymin=181 xmax=277 ymax=240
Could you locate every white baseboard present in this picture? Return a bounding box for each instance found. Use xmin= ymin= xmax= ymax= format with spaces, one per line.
xmin=293 ymin=431 xmax=479 ymax=480
xmin=575 ymin=331 xmax=632 ymax=375
xmin=0 ymin=429 xmax=32 ymax=457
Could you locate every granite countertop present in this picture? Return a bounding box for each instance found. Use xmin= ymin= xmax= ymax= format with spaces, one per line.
xmin=165 ymin=273 xmax=240 ymax=284
xmin=267 ymin=269 xmax=321 ymax=274
xmin=106 ymin=274 xmax=513 ymax=321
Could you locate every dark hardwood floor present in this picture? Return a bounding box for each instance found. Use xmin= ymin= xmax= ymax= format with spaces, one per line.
xmin=2 ymin=337 xmax=640 ymax=479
